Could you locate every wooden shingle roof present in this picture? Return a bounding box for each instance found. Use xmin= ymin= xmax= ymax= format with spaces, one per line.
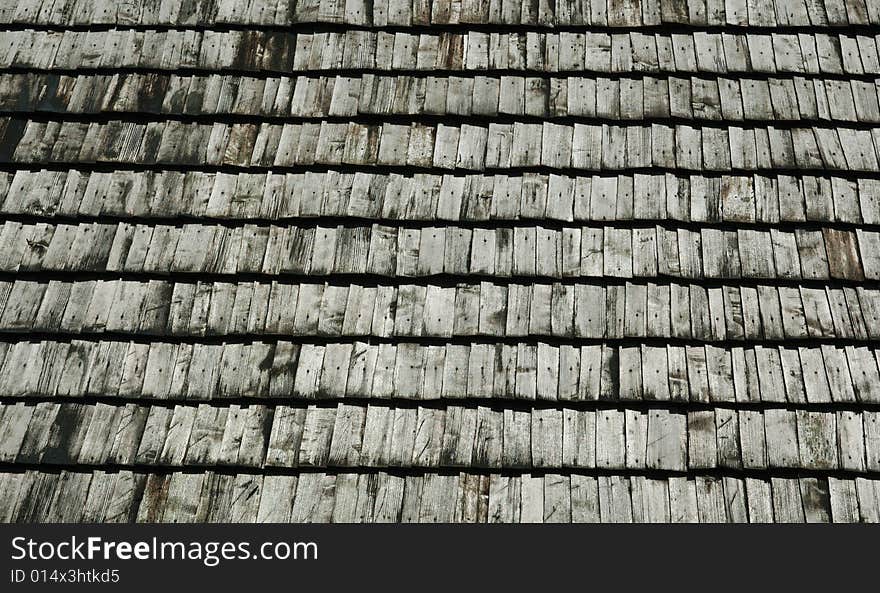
xmin=1 ymin=0 xmax=880 ymax=522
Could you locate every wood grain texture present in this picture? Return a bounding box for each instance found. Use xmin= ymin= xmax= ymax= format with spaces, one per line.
xmin=2 ymin=0 xmax=880 ymax=523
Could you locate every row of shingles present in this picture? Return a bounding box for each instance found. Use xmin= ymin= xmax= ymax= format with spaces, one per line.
xmin=4 ymin=29 xmax=880 ymax=76
xmin=2 ymin=278 xmax=879 ymax=343
xmin=2 ymin=467 xmax=879 ymax=523
xmin=2 ymin=0 xmax=878 ymax=28
xmin=4 ymin=170 xmax=880 ymax=227
xmin=1 ymin=337 xmax=878 ymax=405
xmin=0 ymin=399 xmax=878 ymax=472
xmin=0 ymin=219 xmax=873 ymax=282
xmin=4 ymin=117 xmax=879 ymax=173
xmin=4 ymin=72 xmax=880 ymax=126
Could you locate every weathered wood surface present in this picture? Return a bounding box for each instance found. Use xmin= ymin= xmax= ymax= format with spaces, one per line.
xmin=4 ymin=117 xmax=880 ymax=173
xmin=0 ymin=0 xmax=873 ymax=26
xmin=3 ymin=170 xmax=880 ymax=225
xmin=3 ymin=469 xmax=878 ymax=523
xmin=4 ymin=30 xmax=880 ymax=74
xmin=0 ymin=277 xmax=878 ymax=340
xmin=2 ymin=0 xmax=877 ymax=27
xmin=2 ymin=0 xmax=880 ymax=524
xmin=4 ymin=400 xmax=877 ymax=472
xmin=3 ymin=338 xmax=880 ymax=404
xmin=0 ymin=221 xmax=876 ymax=281
xmin=5 ymin=73 xmax=880 ymax=125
